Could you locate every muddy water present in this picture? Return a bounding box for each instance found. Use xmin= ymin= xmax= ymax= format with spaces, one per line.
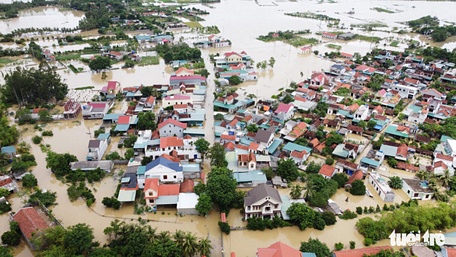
xmin=0 ymin=7 xmax=84 ymax=34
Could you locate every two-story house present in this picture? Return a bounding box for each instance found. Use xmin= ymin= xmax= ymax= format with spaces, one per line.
xmin=274 ymin=103 xmax=294 ymax=122
xmin=86 ymin=134 xmax=110 ymax=161
xmin=244 ymin=184 xmax=282 ymax=220
xmin=137 ymin=157 xmax=183 ymax=188
xmin=143 ymin=177 xmax=181 ymax=208
xmin=353 ymin=105 xmax=369 ymax=121
xmin=254 ymin=128 xmax=275 ymax=148
xmin=158 ymin=118 xmax=187 ymax=138
xmin=237 ymin=152 xmax=257 ymax=171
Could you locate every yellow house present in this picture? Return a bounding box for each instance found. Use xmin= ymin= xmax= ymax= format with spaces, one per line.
xmin=225 ymin=52 xmax=243 ymax=63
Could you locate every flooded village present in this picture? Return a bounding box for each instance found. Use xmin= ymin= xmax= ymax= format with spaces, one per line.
xmin=1 ymin=0 xmax=456 ymax=256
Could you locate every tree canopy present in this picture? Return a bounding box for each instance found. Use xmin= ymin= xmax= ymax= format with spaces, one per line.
xmin=194 ymin=138 xmax=210 ymax=158
xmin=299 ymin=238 xmax=331 ymax=257
xmin=277 ymin=158 xmax=299 ymax=182
xmin=206 ymin=167 xmax=238 ymax=212
xmin=89 ymin=56 xmax=111 ymax=71
xmin=137 ymin=112 xmax=157 ymax=131
xmin=45 ymin=151 xmax=78 ymax=177
xmin=1 ymin=67 xmax=68 ymax=106
xmin=350 ymin=180 xmax=366 ymax=196
xmin=388 ymin=176 xmax=403 ymax=189
xmin=208 ymin=143 xmax=227 ymax=168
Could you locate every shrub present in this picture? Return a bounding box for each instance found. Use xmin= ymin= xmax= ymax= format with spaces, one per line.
xmin=356 ymin=206 xmax=363 ymax=215
xmin=102 ymin=197 xmax=121 ymax=210
xmin=218 ymin=221 xmax=230 ymax=235
xmin=325 ymin=157 xmax=334 ymax=165
xmin=349 ymin=241 xmax=355 ymax=249
xmin=340 ymin=210 xmax=358 ymax=220
xmin=321 ymin=211 xmax=337 ymax=226
xmin=335 ymin=242 xmax=344 ymax=251
xmin=41 ymin=130 xmax=53 ymax=136
xmin=32 ymin=136 xmax=43 ymax=144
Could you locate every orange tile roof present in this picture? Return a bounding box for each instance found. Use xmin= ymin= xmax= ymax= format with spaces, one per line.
xmin=158 ymin=184 xmax=180 ymax=196
xmin=160 ymin=137 xmax=184 ymax=148
xmin=174 ymin=104 xmax=188 ymax=109
xmin=447 ymin=248 xmax=456 ymax=257
xmin=396 ymin=144 xmax=408 ymax=157
xmin=223 ymin=142 xmax=235 ymax=151
xmin=157 ymin=118 xmax=187 ymax=130
xmin=160 ymin=153 xmax=180 ymax=163
xmin=346 ymin=170 xmax=363 ymax=185
xmin=257 ymin=242 xmax=302 ymax=257
xmin=334 ymin=246 xmax=392 ymax=257
xmin=118 ymin=115 xmax=130 ymax=125
xmin=249 ymin=142 xmax=260 ymax=151
xmin=290 ymin=150 xmax=307 ymax=159
xmin=144 ymin=178 xmax=159 ymax=197
xmin=435 ymin=153 xmax=453 ymax=162
xmin=309 ymin=138 xmax=319 ymax=147
xmin=434 ymin=161 xmax=448 ymax=170
xmin=319 ymin=164 xmax=335 ymax=177
xmin=221 ymin=134 xmax=236 ymax=141
xmin=13 ymin=207 xmax=51 ymax=240
xmin=236 ymin=144 xmax=249 ymax=151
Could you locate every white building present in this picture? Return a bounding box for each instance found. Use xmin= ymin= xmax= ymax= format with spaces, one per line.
xmin=368 ymin=172 xmax=395 ymax=202
xmin=177 ymin=193 xmax=199 ymax=215
xmin=402 ymin=178 xmax=434 ymax=200
xmin=354 ymin=105 xmax=369 ymax=121
xmin=158 ymin=118 xmax=187 ymax=138
xmin=390 ymin=83 xmax=419 ymax=99
xmin=86 ymin=138 xmax=109 ymax=161
xmin=137 ymin=157 xmax=184 ymax=189
xmin=162 ymin=94 xmax=193 ymax=108
xmin=244 ymin=184 xmax=282 ymax=220
xmin=144 ymin=136 xmax=201 ymax=161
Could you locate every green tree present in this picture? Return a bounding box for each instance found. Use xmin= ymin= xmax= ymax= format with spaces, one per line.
xmin=228 ymin=75 xmax=243 ymax=85
xmin=181 ymin=232 xmax=198 ymax=257
xmin=246 ymin=124 xmax=259 ymax=133
xmin=124 ymin=148 xmax=134 ymax=160
xmin=22 ymin=173 xmax=38 ymax=188
xmin=325 ymin=131 xmax=344 ymax=147
xmin=331 ymin=173 xmax=348 ymax=188
xmin=46 ymin=151 xmax=78 ymax=177
xmin=268 ymin=57 xmax=276 ymax=68
xmin=282 ymin=94 xmax=294 ymax=104
xmin=0 ymin=246 xmax=12 ymax=257
xmin=1 ymin=67 xmax=68 ymax=106
xmin=1 ymin=221 xmax=21 ymax=246
xmin=124 ymin=59 xmax=135 ymax=68
xmin=208 ymin=143 xmax=227 ymax=168
xmin=64 ymin=223 xmax=96 ymax=256
xmin=206 ymin=167 xmax=237 ymax=212
xmin=388 ymin=176 xmax=403 ymax=189
xmin=194 ymin=183 xmax=206 ymax=196
xmin=195 ymin=193 xmax=212 ymax=216
xmin=366 ymin=74 xmax=385 ymax=91
xmin=367 ymin=119 xmax=377 ymax=130
xmin=290 ymin=184 xmax=303 ymax=199
xmin=335 ymin=242 xmax=344 ymax=251
xmin=277 ymin=158 xmax=299 ymax=182
xmin=305 ymin=161 xmax=321 ymax=174
xmin=350 ymin=180 xmax=366 ymax=196
xmin=321 ymin=211 xmax=336 ymax=225
xmin=349 ymin=241 xmax=356 ymax=249
xmin=387 ymin=158 xmax=398 ymax=168
xmin=29 ymin=189 xmax=57 ymax=207
xmin=286 ymin=203 xmax=317 ymax=230
xmin=89 ymin=56 xmax=111 ymax=71
xmin=136 ymin=112 xmax=156 ymax=131
xmin=325 ymin=157 xmax=335 ymax=165
xmin=300 ymin=238 xmax=331 ymax=257
xmin=0 ymin=188 xmax=10 ymax=198
xmin=195 ymin=138 xmax=210 ymax=158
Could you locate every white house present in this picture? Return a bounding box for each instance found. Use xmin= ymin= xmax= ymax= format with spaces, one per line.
xmin=368 ymin=172 xmax=395 ymax=202
xmin=137 ymin=157 xmax=184 ymax=189
xmin=244 ymin=184 xmax=282 ymax=220
xmin=158 ymin=118 xmax=187 ymax=138
xmin=274 ymin=103 xmax=294 ymax=121
xmin=402 ymin=178 xmax=434 ymax=200
xmin=86 ymin=137 xmax=109 ymax=161
xmin=162 ymin=94 xmax=193 ymax=108
xmin=444 ymin=139 xmax=456 ymax=157
xmin=353 ymin=105 xmax=369 ymax=121
xmin=144 ymin=136 xmax=201 ymax=161
xmin=390 ymin=83 xmax=419 ymax=99
xmin=177 ymin=193 xmax=199 ymax=215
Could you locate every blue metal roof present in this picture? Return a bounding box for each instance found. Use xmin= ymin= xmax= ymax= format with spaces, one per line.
xmin=103 ymin=113 xmax=122 ymax=122
xmin=268 ymin=138 xmax=283 ymax=155
xmin=182 ymin=164 xmax=200 ymax=173
xmin=115 ymin=124 xmax=130 ymax=132
xmin=232 ymin=170 xmax=266 ymax=184
xmin=145 ymin=157 xmax=183 ymax=172
xmin=97 ymin=133 xmax=110 ymax=141
xmin=1 ymin=145 xmax=16 ymax=154
xmin=283 ymin=143 xmax=312 ymax=153
xmin=137 ymin=166 xmax=146 ymax=175
xmin=360 ymin=157 xmax=380 ymax=168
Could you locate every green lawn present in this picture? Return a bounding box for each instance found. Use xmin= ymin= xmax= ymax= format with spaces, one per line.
xmin=185 ymin=21 xmax=203 ymax=28
xmin=138 ymin=56 xmax=160 ymax=66
xmin=288 ymin=37 xmax=319 ymax=47
xmin=56 ymin=54 xmax=81 ymax=61
xmin=390 ymin=41 xmax=399 ymax=47
xmin=372 ymin=7 xmax=395 ymax=13
xmin=0 ymin=58 xmax=14 ymax=64
xmin=355 ymin=35 xmax=382 ymax=43
xmin=326 ymin=43 xmax=342 ymax=50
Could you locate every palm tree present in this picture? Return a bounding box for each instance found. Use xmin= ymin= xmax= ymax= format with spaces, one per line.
xmin=103 ymin=219 xmax=126 ymax=241
xmin=173 ymin=230 xmax=185 ymax=249
xmin=416 ymin=170 xmax=428 ymax=181
xmin=182 ymin=232 xmax=198 ymax=257
xmin=303 ymin=179 xmax=317 ymax=200
xmin=198 ymin=237 xmax=213 ymax=257
xmin=440 ymin=170 xmax=451 ymax=188
xmin=157 ymin=231 xmax=171 ymax=241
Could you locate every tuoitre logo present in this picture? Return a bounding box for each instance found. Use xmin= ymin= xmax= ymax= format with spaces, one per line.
xmin=389 ymin=230 xmax=445 ymax=247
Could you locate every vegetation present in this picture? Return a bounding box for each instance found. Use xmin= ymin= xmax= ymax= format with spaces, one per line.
xmin=228 ymin=75 xmax=243 ymax=85
xmin=290 ymin=184 xmax=303 ymax=199
xmin=32 ymin=135 xmax=43 ymax=144
xmin=195 ymin=193 xmax=212 ymax=216
xmin=287 ymin=203 xmax=326 ymax=230
xmin=339 ymin=210 xmax=358 ymax=220
xmin=208 ymin=143 xmax=227 ymax=168
xmin=1 ymin=67 xmax=68 ymax=106
xmin=88 ymin=56 xmax=111 ymax=71
xmin=350 ymin=180 xmax=366 ymax=196
xmin=1 ymin=222 xmax=21 ymax=247
xmin=388 ymin=176 xmax=403 ymax=189
xmin=305 ymin=161 xmax=321 ymax=174
xmin=46 ymin=152 xmax=78 ymax=177
xmin=300 ymin=238 xmax=331 ymax=257
xmin=204 ymin=167 xmax=240 ymax=213
xmin=136 ymin=112 xmax=157 ymax=131
xmin=246 ymin=216 xmax=291 ymax=231
xmin=102 ymin=197 xmax=121 ymax=210
xmin=218 ymin=221 xmax=230 ymax=235
xmin=372 ymin=7 xmax=395 ymax=13
xmin=277 ymin=158 xmax=299 ymax=182
xmin=331 ymin=173 xmax=348 ymax=188
xmin=257 ymin=30 xmax=311 ymax=42
xmin=29 ymin=189 xmax=57 ymax=207
xmin=22 ymin=173 xmax=38 ymax=188
xmin=407 ymin=16 xmax=456 ymax=42
xmin=155 ymin=43 xmax=201 ymax=64
xmin=305 ymin=174 xmax=338 ymax=207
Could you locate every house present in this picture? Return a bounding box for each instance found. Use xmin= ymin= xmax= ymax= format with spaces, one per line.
xmin=338 ymin=33 xmax=356 ymax=40
xmin=433 ymin=153 xmax=454 ymax=176
xmin=0 ymin=175 xmax=17 ymax=192
xmin=86 ymin=135 xmax=109 ymax=161
xmin=368 ymin=172 xmax=395 ymax=202
xmin=174 ymin=67 xmax=194 ymax=76
xmin=158 ymin=118 xmax=187 ymax=138
xmin=319 ymin=164 xmax=337 ymax=179
xmin=254 ymin=128 xmax=275 ymax=148
xmin=63 ymin=99 xmax=81 ymax=119
xmin=244 ymin=184 xmax=282 ymax=220
xmin=137 ymin=157 xmax=184 ymax=189
xmin=310 ymin=72 xmax=330 ymax=86
xmin=345 ymin=170 xmax=364 ymax=188
xmin=332 ymin=143 xmax=360 ymax=159
xmin=143 ymin=178 xmax=180 ymax=208
xmin=390 ymin=83 xmax=418 ymax=99
xmin=169 ymin=75 xmax=207 ymax=88
xmin=12 ymin=207 xmax=55 ymax=250
xmin=422 ymin=88 xmax=446 ymax=101
xmin=322 ymin=32 xmax=337 ymax=39
xmin=101 ymin=81 xmax=121 ymax=99
xmin=143 ymin=136 xmax=201 ymax=161
xmin=274 ymin=103 xmax=294 ymax=121
xmin=333 ymin=246 xmax=393 ymax=257
xmin=300 ymin=46 xmax=312 ymax=54
xmin=237 ymin=152 xmax=257 ymax=171
xmin=114 ymin=115 xmax=138 ymax=133
xmin=290 ymin=149 xmax=309 ymax=165
xmin=257 ymin=241 xmax=312 ymax=257
xmin=1 ymin=145 xmax=16 ymax=159
xmin=360 ymin=150 xmax=385 ymax=170
xmin=402 ymin=178 xmax=434 ymax=200
xmin=353 ymin=105 xmax=369 ymax=121
xmin=117 ymin=173 xmax=139 ymax=202
xmin=82 ymin=102 xmax=111 ymax=119
xmin=70 ymin=160 xmax=114 ymax=173
xmin=162 ymin=94 xmax=192 ymax=108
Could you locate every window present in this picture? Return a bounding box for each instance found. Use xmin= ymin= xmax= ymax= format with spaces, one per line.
xmin=173 ymin=175 xmax=176 ymax=179
xmin=163 ymin=175 xmax=168 ymax=180
xmin=414 ymin=193 xmax=419 ymax=197
xmin=265 ymin=207 xmax=271 ymax=211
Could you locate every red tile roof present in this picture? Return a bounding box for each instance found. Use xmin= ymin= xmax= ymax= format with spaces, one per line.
xmin=249 ymin=142 xmax=260 ymax=151
xmin=13 ymin=207 xmax=51 ymax=240
xmin=160 ymin=153 xmax=180 ymax=163
xmin=436 ymin=153 xmax=453 ymax=162
xmin=290 ymin=150 xmax=307 ymax=159
xmin=118 ymin=115 xmax=130 ymax=124
xmin=0 ymin=177 xmax=13 ymax=187
xmin=274 ymin=103 xmax=294 ymax=114
xmin=346 ymin=170 xmax=363 ymax=185
xmin=174 ymin=104 xmax=188 ymax=109
xmin=175 ymin=67 xmax=194 ymax=76
xmin=223 ymin=142 xmax=235 ymax=151
xmin=158 ymin=184 xmax=180 ymax=196
xmin=396 ymin=144 xmax=408 ymax=157
xmin=334 ymin=246 xmax=392 ymax=257
xmin=146 ymin=96 xmax=155 ymax=105
xmin=180 ymin=179 xmax=194 ymax=193
xmin=257 ymin=242 xmax=302 ymax=257
xmin=158 ymin=118 xmax=188 ymax=130
xmin=221 ymin=134 xmax=236 ymax=141
xmin=309 ymin=138 xmax=319 ymax=147
xmin=319 ymin=164 xmax=335 ymax=177
xmin=160 ymin=137 xmax=184 ymax=148
xmin=434 ymin=161 xmax=448 ymax=170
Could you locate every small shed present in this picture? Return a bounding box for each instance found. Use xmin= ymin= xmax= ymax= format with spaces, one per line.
xmin=176 ymin=193 xmax=199 ymax=215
